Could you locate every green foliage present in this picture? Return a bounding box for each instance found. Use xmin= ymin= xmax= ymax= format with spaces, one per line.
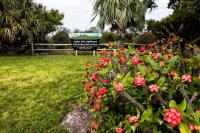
xmin=0 ymin=55 xmax=97 ymax=132
xmin=147 ymin=0 xmax=200 ymax=44
xmin=52 ymin=28 xmax=71 ymax=44
xmin=101 ymin=32 xmax=118 ymax=43
xmin=93 ymin=0 xmax=157 ymax=47
xmin=0 ymin=0 xmax=64 ymax=47
xmin=136 ymin=32 xmax=158 ymax=44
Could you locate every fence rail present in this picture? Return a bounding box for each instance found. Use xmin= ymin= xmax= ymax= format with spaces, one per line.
xmin=0 ymin=43 xmax=137 ymax=55
xmin=32 ymin=43 xmax=117 ymax=56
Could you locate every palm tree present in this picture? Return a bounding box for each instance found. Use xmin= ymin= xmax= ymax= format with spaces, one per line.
xmin=0 ymin=0 xmax=64 ymax=51
xmin=92 ymin=0 xmax=156 ymax=48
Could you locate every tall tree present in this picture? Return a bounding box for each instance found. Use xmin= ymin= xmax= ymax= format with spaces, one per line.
xmin=0 ymin=0 xmax=64 ymax=50
xmin=92 ymin=0 xmax=156 ymax=47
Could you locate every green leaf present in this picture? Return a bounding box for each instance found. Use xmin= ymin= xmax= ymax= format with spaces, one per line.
xmin=146 ymin=57 xmax=160 ymax=70
xmin=194 ymin=112 xmax=200 ymax=122
xmin=186 ymin=104 xmax=194 ymax=114
xmin=121 ymin=72 xmax=133 ymax=88
xmin=141 ymin=107 xmax=153 ymax=122
xmin=157 ymin=76 xmax=165 ymax=87
xmin=178 ymin=123 xmax=191 ymax=133
xmin=138 ymin=65 xmax=147 ymax=76
xmin=99 ymin=67 xmax=109 ymax=75
xmin=131 ymin=125 xmax=138 ymax=133
xmin=178 ymin=100 xmax=187 ymax=112
xmin=147 ymin=72 xmax=159 ymax=81
xmin=192 ymin=77 xmax=200 ymax=85
xmin=136 ymin=108 xmax=141 ymax=118
xmin=167 ymin=56 xmax=179 ymax=65
xmin=101 ymin=106 xmax=109 ymax=113
xmin=169 ymin=100 xmax=178 ymax=108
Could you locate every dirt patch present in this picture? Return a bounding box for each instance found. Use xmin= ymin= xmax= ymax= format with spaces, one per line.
xmin=61 ymin=107 xmax=93 ymax=133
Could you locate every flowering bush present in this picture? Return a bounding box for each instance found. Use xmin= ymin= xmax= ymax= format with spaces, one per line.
xmin=81 ymin=38 xmax=200 ymax=133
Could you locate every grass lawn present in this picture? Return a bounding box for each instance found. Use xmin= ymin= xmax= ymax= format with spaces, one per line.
xmin=0 ymin=55 xmax=97 ymax=133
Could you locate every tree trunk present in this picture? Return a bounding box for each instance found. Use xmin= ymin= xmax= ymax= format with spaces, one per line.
xmin=117 ymin=29 xmax=126 ymax=48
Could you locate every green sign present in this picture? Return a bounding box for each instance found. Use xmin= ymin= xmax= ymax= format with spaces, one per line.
xmin=69 ymin=33 xmax=102 ymax=50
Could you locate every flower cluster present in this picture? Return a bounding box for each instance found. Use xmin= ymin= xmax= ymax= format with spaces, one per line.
xmin=115 ymin=83 xmax=124 ymax=92
xmin=189 ymin=123 xmax=200 ymax=131
xmin=116 ymin=128 xmax=124 ymax=133
xmin=134 ymin=76 xmax=146 ymax=87
xmin=148 ymin=84 xmax=159 ymax=92
xmin=181 ymin=74 xmax=192 ymax=83
xmin=152 ymin=53 xmax=160 ymax=59
xmin=98 ymin=57 xmax=110 ymax=68
xmin=131 ymin=56 xmax=140 ymax=64
xmin=90 ymin=121 xmax=98 ymax=129
xmin=129 ymin=116 xmax=139 ymax=123
xmin=164 ymin=108 xmax=183 ymax=127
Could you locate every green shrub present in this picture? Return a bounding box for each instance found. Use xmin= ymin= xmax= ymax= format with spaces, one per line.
xmin=81 ymin=37 xmax=200 ymax=133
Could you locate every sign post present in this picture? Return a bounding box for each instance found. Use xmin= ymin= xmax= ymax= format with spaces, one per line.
xmin=69 ymin=33 xmax=102 ymax=51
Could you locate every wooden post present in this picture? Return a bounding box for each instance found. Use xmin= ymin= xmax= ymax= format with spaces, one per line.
xmin=31 ymin=41 xmax=34 ymax=55
xmin=93 ymin=50 xmax=96 ymax=56
xmin=75 ymin=50 xmax=78 ymax=56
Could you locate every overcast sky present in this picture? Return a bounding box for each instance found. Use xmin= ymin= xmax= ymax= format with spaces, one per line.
xmin=34 ymin=0 xmax=173 ymax=31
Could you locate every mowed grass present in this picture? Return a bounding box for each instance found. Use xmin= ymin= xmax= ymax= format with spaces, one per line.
xmin=0 ymin=55 xmax=97 ymax=133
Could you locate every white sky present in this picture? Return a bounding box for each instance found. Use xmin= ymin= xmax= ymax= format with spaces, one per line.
xmin=34 ymin=0 xmax=173 ymax=31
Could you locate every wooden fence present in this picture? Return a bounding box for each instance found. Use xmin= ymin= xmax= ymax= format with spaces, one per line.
xmin=32 ymin=43 xmax=117 ymax=56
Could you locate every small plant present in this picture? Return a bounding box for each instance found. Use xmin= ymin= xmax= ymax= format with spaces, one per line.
xmin=81 ymin=38 xmax=200 ymax=133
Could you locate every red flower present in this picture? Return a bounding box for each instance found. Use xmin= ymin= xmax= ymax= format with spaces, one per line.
xmin=168 ymin=53 xmax=174 ymax=58
xmin=134 ymin=76 xmax=146 ymax=87
xmin=148 ymin=84 xmax=159 ymax=92
xmin=116 ymin=52 xmax=123 ymax=57
xmin=86 ymin=82 xmax=93 ymax=88
xmin=161 ymin=47 xmax=167 ymax=51
xmin=152 ymin=53 xmax=160 ymax=59
xmin=100 ymin=49 xmax=106 ymax=55
xmin=189 ymin=123 xmax=196 ymax=131
xmin=90 ymin=121 xmax=98 ymax=129
xmin=95 ymin=97 xmax=102 ymax=103
xmin=120 ymin=56 xmax=126 ymax=64
xmin=137 ymin=50 xmax=141 ymax=55
xmin=115 ymin=83 xmax=124 ymax=92
xmin=90 ymin=72 xmax=98 ymax=81
xmin=197 ymin=108 xmax=200 ymax=113
xmin=131 ymin=56 xmax=140 ymax=65
xmin=181 ymin=74 xmax=192 ymax=83
xmin=90 ymin=88 xmax=95 ymax=95
xmin=97 ymin=87 xmax=107 ymax=95
xmin=129 ymin=116 xmax=139 ymax=123
xmin=86 ymin=63 xmax=92 ymax=69
xmin=164 ymin=108 xmax=183 ymax=127
xmin=139 ymin=62 xmax=145 ymax=65
xmin=83 ymin=72 xmax=87 ymax=77
xmin=102 ymin=79 xmax=109 ymax=85
xmin=141 ymin=48 xmax=147 ymax=54
xmin=189 ymin=123 xmax=200 ymax=131
xmin=148 ymin=42 xmax=157 ymax=47
xmin=99 ymin=57 xmax=110 ymax=68
xmin=94 ymin=103 xmax=101 ymax=110
xmin=170 ymin=70 xmax=175 ymax=77
xmin=116 ymin=128 xmax=124 ymax=133
xmin=140 ymin=47 xmax=146 ymax=52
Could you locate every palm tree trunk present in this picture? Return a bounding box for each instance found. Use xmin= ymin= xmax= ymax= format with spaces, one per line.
xmin=117 ymin=29 xmax=126 ymax=48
